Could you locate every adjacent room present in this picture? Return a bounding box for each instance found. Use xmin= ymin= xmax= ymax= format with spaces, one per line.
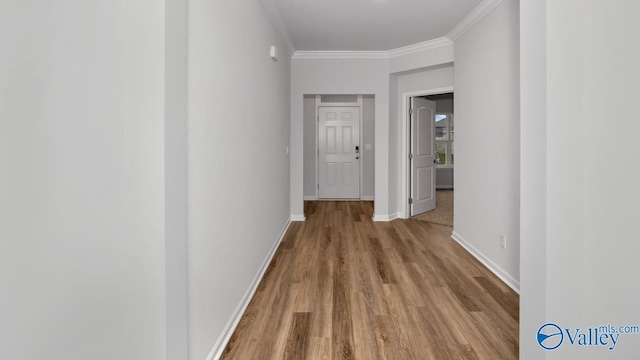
xmin=411 ymin=92 xmax=455 ymax=228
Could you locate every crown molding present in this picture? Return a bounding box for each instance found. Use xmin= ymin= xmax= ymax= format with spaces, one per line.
xmin=292 ymin=37 xmax=453 ymax=60
xmin=292 ymin=51 xmax=389 ymax=60
xmin=259 ymin=0 xmax=296 ymax=56
xmin=388 ymin=37 xmax=453 ymax=58
xmin=447 ymin=0 xmax=505 ymax=41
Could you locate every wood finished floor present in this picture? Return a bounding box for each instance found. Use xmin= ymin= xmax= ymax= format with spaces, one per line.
xmin=221 ymin=201 xmax=519 ymax=360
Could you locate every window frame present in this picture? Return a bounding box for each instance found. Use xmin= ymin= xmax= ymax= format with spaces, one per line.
xmin=435 ymin=112 xmax=454 ymax=168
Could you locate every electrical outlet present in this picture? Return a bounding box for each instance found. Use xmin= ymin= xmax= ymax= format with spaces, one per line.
xmin=499 ymin=234 xmax=507 ymax=250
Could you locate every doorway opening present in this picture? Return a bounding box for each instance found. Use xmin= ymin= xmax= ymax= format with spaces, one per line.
xmin=401 ymin=88 xmax=454 ymax=225
xmin=303 ymin=95 xmax=375 ymax=201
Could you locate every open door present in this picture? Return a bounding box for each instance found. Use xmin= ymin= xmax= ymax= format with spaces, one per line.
xmin=410 ymin=97 xmax=436 ymax=216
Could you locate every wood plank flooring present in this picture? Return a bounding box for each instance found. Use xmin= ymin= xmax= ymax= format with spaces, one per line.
xmin=221 ymin=201 xmax=519 ymax=360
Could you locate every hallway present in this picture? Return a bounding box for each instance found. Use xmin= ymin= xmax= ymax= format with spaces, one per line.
xmin=221 ymin=201 xmax=519 ymax=359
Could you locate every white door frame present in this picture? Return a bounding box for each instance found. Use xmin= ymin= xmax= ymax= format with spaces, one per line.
xmin=315 ymin=95 xmax=363 ymax=199
xmin=400 ymin=87 xmax=453 ymax=219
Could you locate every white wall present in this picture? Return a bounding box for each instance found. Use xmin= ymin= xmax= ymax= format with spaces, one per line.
xmin=187 ymin=0 xmax=292 ymax=359
xmin=303 ymin=95 xmax=375 ymax=199
xmin=521 ymin=1 xmax=640 ymax=359
xmin=165 ymin=0 xmax=188 ymax=358
xmin=291 ymin=58 xmax=389 ymax=218
xmin=389 ymin=65 xmax=454 ymax=216
xmin=452 ymin=0 xmax=520 ymax=289
xmin=303 ymin=95 xmax=317 ymax=198
xmin=519 ymin=0 xmax=547 ymax=357
xmin=362 ymin=95 xmax=376 ymax=198
xmin=0 ymin=2 xmax=167 ymax=359
xmin=389 ymin=40 xmax=454 ymax=74
xmin=567 ymin=2 xmax=640 ymax=355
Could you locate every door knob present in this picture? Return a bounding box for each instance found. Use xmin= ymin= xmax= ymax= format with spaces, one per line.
xmin=355 ymin=145 xmax=359 ymax=154
xmin=356 ymin=155 xmax=360 ymax=160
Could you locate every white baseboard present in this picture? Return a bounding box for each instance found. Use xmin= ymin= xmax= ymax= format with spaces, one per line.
xmin=372 ymin=212 xmax=399 ymax=222
xmin=207 ymin=219 xmax=292 ymax=360
xmin=372 ymin=214 xmax=389 ymax=222
xmin=450 ymin=231 xmax=520 ymax=294
xmin=361 ymin=196 xmax=374 ymax=201
xmin=303 ymin=195 xmax=318 ymax=201
xmin=436 ymin=185 xmax=454 ymax=190
xmin=290 ymin=214 xmax=306 ymax=221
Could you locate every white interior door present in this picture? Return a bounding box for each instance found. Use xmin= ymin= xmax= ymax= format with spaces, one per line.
xmin=410 ymin=97 xmax=436 ymax=215
xmin=318 ymin=106 xmax=360 ymax=199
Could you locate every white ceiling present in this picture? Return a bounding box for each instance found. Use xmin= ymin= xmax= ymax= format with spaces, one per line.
xmin=264 ymin=0 xmax=483 ymax=51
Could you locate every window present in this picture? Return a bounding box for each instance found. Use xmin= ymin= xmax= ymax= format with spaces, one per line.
xmin=435 ymin=113 xmax=454 ymax=166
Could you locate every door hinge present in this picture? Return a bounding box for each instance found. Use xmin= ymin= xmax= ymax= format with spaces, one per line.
xmin=409 ymin=153 xmax=413 ymax=160
xmin=409 ymin=108 xmax=413 ymax=115
xmin=409 ymin=198 xmax=413 ymax=204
